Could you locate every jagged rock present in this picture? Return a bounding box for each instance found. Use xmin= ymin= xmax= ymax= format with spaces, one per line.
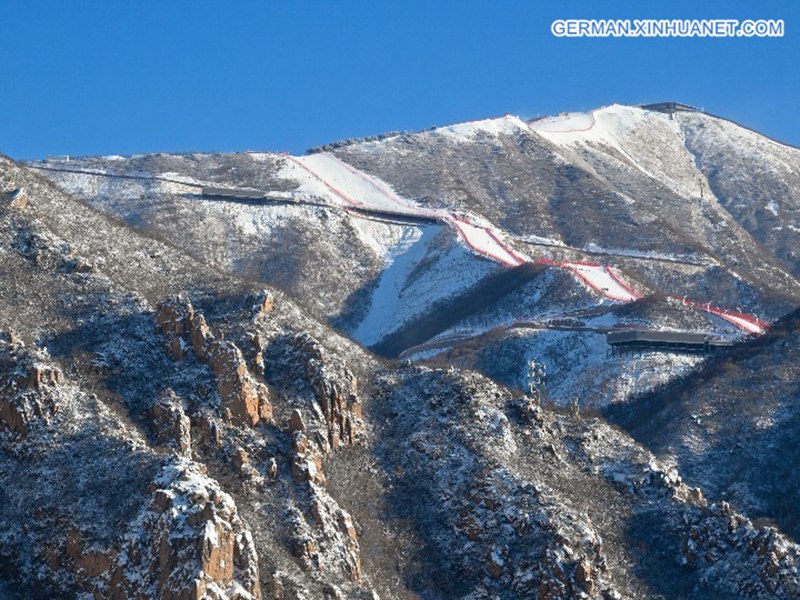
xmin=575 ymin=558 xmax=594 ymax=595
xmin=151 ymin=390 xmax=191 ymax=455
xmin=113 ymin=459 xmax=261 ymax=599
xmin=206 ymin=340 xmax=270 ymax=428
xmin=244 ymin=332 xmax=266 ymax=377
xmin=232 ymin=446 xmax=249 ymax=471
xmin=155 ymin=295 xmax=195 ymax=360
xmin=154 ymin=297 xmax=272 ymax=428
xmin=6 ymin=187 xmax=28 ymax=210
xmin=252 ymin=290 xmax=275 ymax=322
xmin=337 ymin=511 xmax=358 ymax=544
xmin=193 ymin=413 xmax=221 ymax=450
xmin=288 ymin=333 xmax=362 ymax=452
xmin=191 ymin=312 xmax=214 ymax=359
xmin=0 ymin=340 xmax=62 ymax=435
xmin=291 ymin=431 xmax=326 ymax=487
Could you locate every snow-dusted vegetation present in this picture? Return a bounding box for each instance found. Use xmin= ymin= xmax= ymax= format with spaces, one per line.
xmin=3 ymin=102 xmax=800 ymax=598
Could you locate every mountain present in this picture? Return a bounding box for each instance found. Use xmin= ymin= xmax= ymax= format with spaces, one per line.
xmin=1 ymin=101 xmax=799 ymax=598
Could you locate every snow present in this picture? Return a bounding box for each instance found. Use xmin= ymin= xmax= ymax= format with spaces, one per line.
xmin=349 ymin=215 xmax=429 ymax=259
xmin=352 ymin=227 xmax=433 ymax=345
xmin=278 ymin=152 xmax=528 ymax=267
xmin=710 ymin=312 xmax=765 ymax=335
xmin=561 ymin=263 xmax=641 ymax=302
xmin=529 ymin=112 xmax=596 ymax=134
xmin=520 ymin=233 xmax=567 ymax=246
xmin=282 ymin=152 xmax=444 ymax=218
xmin=352 ymin=232 xmax=498 ymax=345
xmin=204 ymin=520 xmax=219 ymax=547
xmin=531 ymin=104 xmax=709 ymax=200
xmin=510 ymin=328 xmax=704 ymax=407
xmin=433 ymin=115 xmax=530 ymax=143
xmin=582 ymin=243 xmax=711 ymax=265
xmin=448 ymin=216 xmax=527 ymax=267
xmin=765 ymin=200 xmax=779 ymax=216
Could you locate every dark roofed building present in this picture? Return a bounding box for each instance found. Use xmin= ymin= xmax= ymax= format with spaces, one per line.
xmin=202 ymin=187 xmax=267 ymax=201
xmin=607 ymin=329 xmax=733 ymax=355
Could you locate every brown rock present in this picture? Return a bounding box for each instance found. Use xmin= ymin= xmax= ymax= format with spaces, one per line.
xmin=7 ymin=187 xmax=28 ymax=210
xmin=155 ymin=296 xmax=195 ymax=361
xmin=337 ymin=511 xmax=358 ymax=543
xmin=206 ymin=340 xmax=268 ymax=428
xmin=575 ymin=558 xmax=595 ymax=595
xmin=288 ymin=333 xmax=362 ymax=452
xmin=151 ymin=391 xmax=192 ymax=455
xmin=190 ymin=312 xmax=214 ymax=359
xmin=253 ymin=290 xmax=275 ymax=321
xmin=257 ymin=383 xmax=272 ymax=422
xmin=193 ymin=414 xmax=220 ymax=450
xmin=288 ymin=409 xmax=306 ymax=433
xmin=111 ymin=460 xmax=262 ymax=599
xmin=0 ymin=347 xmax=61 ymax=436
xmin=232 ymin=446 xmax=250 ymax=471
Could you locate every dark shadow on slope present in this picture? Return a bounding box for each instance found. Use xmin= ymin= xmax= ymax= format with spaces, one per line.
xmin=604 ymin=307 xmax=800 ymax=436
xmin=605 ymin=307 xmax=800 ymax=540
xmin=364 ymin=370 xmax=491 ymax=597
xmin=371 ymin=262 xmax=547 ymax=359
xmin=622 ymin=508 xmax=727 ymax=600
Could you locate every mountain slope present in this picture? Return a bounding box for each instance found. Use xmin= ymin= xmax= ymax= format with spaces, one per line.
xmin=3 ymin=102 xmax=800 ymax=598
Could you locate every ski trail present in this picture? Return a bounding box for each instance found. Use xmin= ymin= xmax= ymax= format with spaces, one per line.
xmin=286 ymin=152 xmax=766 ymax=335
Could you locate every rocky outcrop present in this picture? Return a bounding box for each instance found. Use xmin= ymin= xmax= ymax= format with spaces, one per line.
xmin=154 ymin=297 xmax=272 ymax=428
xmin=112 ymin=459 xmax=262 ymax=599
xmin=151 ymin=390 xmax=192 ymax=456
xmin=0 ymin=337 xmax=62 ymax=436
xmin=645 ymin=458 xmax=800 ymax=598
xmin=5 ymin=187 xmax=28 ymax=210
xmin=205 ymin=340 xmax=271 ymax=428
xmin=251 ymin=290 xmax=275 ymax=323
xmin=154 ymin=295 xmax=195 ymax=361
xmin=287 ymin=333 xmax=362 ymax=452
xmin=278 ymin=335 xmax=367 ymax=586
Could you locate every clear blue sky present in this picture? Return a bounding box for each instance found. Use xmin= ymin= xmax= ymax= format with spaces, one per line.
xmin=1 ymin=0 xmax=797 ymax=158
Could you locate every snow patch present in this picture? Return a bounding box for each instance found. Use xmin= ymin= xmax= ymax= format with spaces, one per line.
xmin=433 ymin=115 xmax=529 ymax=143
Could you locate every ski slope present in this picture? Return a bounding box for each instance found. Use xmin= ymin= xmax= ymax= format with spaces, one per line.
xmin=529 ymin=112 xmax=596 ymax=133
xmin=679 ymin=299 xmax=767 ymax=335
xmin=280 ymin=150 xmax=766 ymax=335
xmin=285 ymin=153 xmax=444 ymax=219
xmin=539 ymin=260 xmax=642 ymax=303
xmin=447 ymin=215 xmax=527 ymax=267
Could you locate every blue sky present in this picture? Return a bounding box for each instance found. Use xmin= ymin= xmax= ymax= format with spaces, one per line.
xmin=1 ymin=0 xmax=797 ymax=158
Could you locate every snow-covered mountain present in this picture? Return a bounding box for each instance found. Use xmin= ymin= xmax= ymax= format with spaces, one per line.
xmin=2 ymin=102 xmax=800 ymax=598
xmin=27 ymin=102 xmax=799 ymax=405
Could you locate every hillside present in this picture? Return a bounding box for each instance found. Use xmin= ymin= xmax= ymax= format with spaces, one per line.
xmin=2 ymin=102 xmax=800 ymax=598
xmin=25 ymin=103 xmax=799 ymax=409
xmin=607 ymin=307 xmax=800 ymax=540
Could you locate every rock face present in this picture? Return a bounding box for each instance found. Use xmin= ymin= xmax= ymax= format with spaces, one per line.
xmin=288 ymin=332 xmax=362 ymax=452
xmin=6 ymin=132 xmax=800 ymax=600
xmin=205 ymin=340 xmax=271 ymax=427
xmin=0 ymin=337 xmax=62 ymax=436
xmin=155 ymin=296 xmax=272 ymax=428
xmin=5 ymin=187 xmax=28 ymax=210
xmin=112 ymin=459 xmax=262 ymax=600
xmin=151 ymin=390 xmax=192 ymax=456
xmin=261 ymin=334 xmax=368 ymax=587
